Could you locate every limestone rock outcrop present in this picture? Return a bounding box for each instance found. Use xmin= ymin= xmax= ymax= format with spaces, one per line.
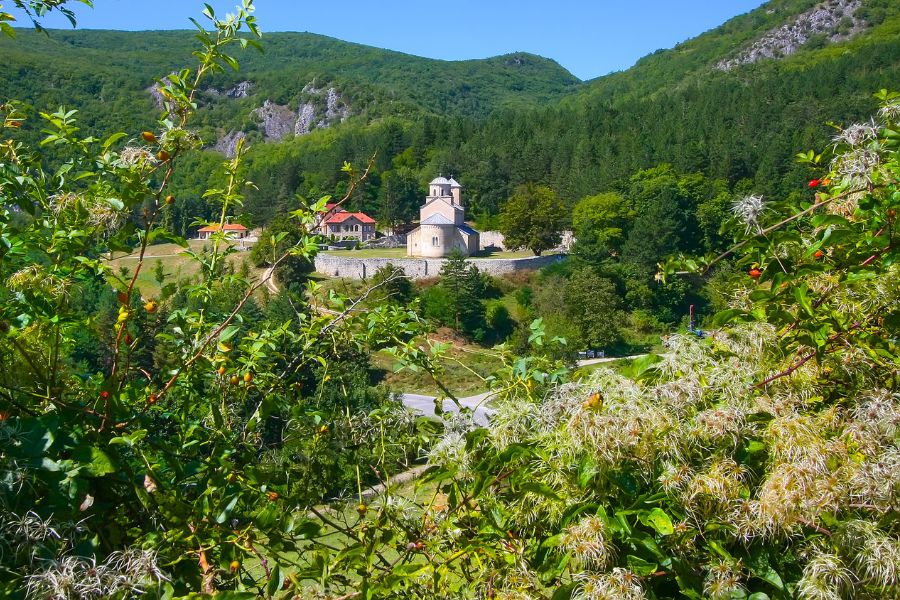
xmin=716 ymin=0 xmax=864 ymax=71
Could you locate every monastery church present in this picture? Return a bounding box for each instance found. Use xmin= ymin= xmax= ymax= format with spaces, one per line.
xmin=407 ymin=176 xmax=479 ymax=257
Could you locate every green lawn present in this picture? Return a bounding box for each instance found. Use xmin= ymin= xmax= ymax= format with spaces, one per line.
xmin=328 ymin=247 xmax=409 ymax=259
xmin=324 ymin=247 xmax=551 ymax=260
xmin=371 ymin=337 xmax=503 ymax=397
xmin=104 ymin=239 xmax=264 ymax=297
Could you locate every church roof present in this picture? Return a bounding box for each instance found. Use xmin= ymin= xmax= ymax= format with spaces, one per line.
xmin=421 ymin=213 xmax=454 ymax=225
xmin=429 ymin=176 xmax=449 ymax=185
xmin=447 ymin=177 xmax=461 ymax=188
xmin=458 ymin=224 xmax=478 ymax=236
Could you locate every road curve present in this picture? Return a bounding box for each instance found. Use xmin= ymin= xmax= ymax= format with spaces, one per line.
xmin=397 ymin=391 xmax=494 ymax=426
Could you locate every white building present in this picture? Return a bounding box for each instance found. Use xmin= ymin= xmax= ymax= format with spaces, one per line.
xmin=407 ymin=176 xmax=479 ymax=257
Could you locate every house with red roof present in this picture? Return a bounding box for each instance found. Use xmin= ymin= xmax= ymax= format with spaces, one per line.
xmin=316 ymin=204 xmax=377 ymax=242
xmin=197 ymin=222 xmax=250 ymax=241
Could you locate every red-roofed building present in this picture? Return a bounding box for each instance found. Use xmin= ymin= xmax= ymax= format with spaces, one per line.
xmin=316 ymin=205 xmax=377 ymax=242
xmin=197 ymin=223 xmax=250 ymax=240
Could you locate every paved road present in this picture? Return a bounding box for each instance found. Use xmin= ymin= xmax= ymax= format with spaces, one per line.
xmin=398 ymin=391 xmax=494 ymax=426
xmin=262 ymin=265 xmax=279 ymax=294
xmin=577 ymin=354 xmax=647 ymax=367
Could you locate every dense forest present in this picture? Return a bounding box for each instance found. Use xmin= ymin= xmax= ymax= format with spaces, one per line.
xmin=2 ymin=0 xmax=899 ymax=232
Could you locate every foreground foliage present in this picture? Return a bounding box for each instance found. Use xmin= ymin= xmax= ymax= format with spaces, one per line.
xmin=295 ymin=95 xmax=900 ymax=598
xmin=1 ymin=2 xmax=899 ymax=598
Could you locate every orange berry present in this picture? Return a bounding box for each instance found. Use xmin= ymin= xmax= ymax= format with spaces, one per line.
xmin=230 ymin=375 xmax=239 ymax=386
xmin=582 ymin=391 xmax=603 ymax=410
xmin=156 ymin=150 xmax=170 ymax=162
xmin=164 ymin=195 xmax=175 ymax=205
xmin=229 ymin=560 xmax=240 ymax=572
xmin=147 ymin=394 xmax=157 ymax=405
xmin=357 ymin=503 xmax=368 ymax=516
xmin=267 ymin=491 xmax=279 ymax=501
xmin=141 ymin=131 xmax=157 ymax=143
xmin=243 ymin=372 xmax=253 ymax=383
xmin=144 ymin=299 xmax=158 ymax=313
xmin=217 ymin=366 xmax=226 ymax=376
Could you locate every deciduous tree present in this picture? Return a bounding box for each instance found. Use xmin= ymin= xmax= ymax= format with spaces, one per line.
xmin=499 ymin=183 xmax=568 ymax=256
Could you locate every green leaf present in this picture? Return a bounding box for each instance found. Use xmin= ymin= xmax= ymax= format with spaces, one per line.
xmin=712 ymin=308 xmax=749 ymax=327
xmin=419 ymin=465 xmax=456 ymax=484
xmin=550 ymin=583 xmax=576 ymax=600
xmin=266 ymin=564 xmax=283 ymax=597
xmin=519 ymin=482 xmax=560 ymax=501
xmin=640 ymin=508 xmax=674 ymax=536
xmin=623 ymin=353 xmax=663 ymax=379
xmin=72 ymin=445 xmax=117 ymax=477
xmin=219 ymin=325 xmax=240 ymax=342
xmin=626 ymin=555 xmax=658 ymax=576
xmin=795 ymin=284 xmax=814 ymax=317
xmin=215 ymin=494 xmax=240 ymax=524
xmin=747 ymin=549 xmax=785 ymax=591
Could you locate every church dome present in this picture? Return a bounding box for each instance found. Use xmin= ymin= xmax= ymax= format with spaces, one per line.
xmin=429 ymin=176 xmax=450 ymax=185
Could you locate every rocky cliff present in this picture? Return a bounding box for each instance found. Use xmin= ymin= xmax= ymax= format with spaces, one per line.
xmin=254 ymin=84 xmax=350 ymax=142
xmin=716 ymin=0 xmax=865 ymax=71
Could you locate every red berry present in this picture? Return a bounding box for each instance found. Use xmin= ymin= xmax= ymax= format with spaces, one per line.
xmin=808 ymin=179 xmax=820 ymax=188
xmin=814 ymin=250 xmax=824 ymax=259
xmin=749 ymin=268 xmax=762 ymax=279
xmin=100 ymin=391 xmax=110 ymax=400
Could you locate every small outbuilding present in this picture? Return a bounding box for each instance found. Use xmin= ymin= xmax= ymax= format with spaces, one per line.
xmin=197 ymin=223 xmax=249 ymax=240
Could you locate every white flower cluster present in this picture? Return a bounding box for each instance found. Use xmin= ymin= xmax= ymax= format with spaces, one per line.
xmin=26 ymin=549 xmax=168 ymax=599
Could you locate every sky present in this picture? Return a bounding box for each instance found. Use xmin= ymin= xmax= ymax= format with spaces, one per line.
xmin=6 ymin=0 xmax=768 ymax=80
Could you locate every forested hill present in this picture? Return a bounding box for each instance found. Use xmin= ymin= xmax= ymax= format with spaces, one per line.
xmin=0 ymin=28 xmax=579 ymax=139
xmin=453 ymin=0 xmax=900 ymax=214
xmin=1 ymin=0 xmax=899 ymax=230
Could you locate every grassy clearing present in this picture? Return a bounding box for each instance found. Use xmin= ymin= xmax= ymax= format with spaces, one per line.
xmin=104 ymin=239 xmax=264 ymax=297
xmin=326 ymin=247 xmax=408 ymax=259
xmin=322 ymin=248 xmax=553 ymax=261
xmin=371 ymin=335 xmax=503 ymax=397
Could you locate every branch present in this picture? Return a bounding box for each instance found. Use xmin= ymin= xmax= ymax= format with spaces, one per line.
xmin=701 ymin=190 xmax=858 ymax=275
xmin=755 ymin=351 xmax=816 ymax=388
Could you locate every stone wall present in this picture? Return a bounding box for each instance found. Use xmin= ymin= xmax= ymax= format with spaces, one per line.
xmin=478 ymin=230 xmax=574 ymax=252
xmin=314 ymin=253 xmax=565 ymax=280
xmin=478 ymin=230 xmax=506 ymax=250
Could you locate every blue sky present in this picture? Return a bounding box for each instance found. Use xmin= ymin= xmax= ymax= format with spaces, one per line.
xmin=7 ymin=0 xmax=768 ymax=80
